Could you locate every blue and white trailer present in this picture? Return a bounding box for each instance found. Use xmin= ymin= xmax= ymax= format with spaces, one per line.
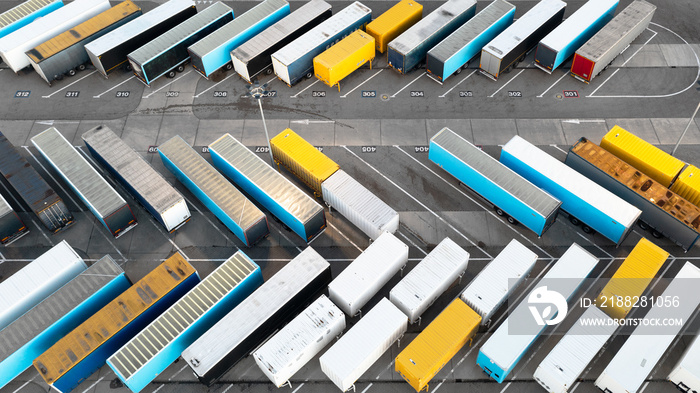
xmin=534 ymin=0 xmax=618 ymax=73
xmin=499 ymin=135 xmax=641 ymax=245
xmin=108 ymin=251 xmax=263 ymax=392
xmin=271 ymin=1 xmax=371 ymax=86
xmin=429 ymin=128 xmax=561 ymax=236
xmin=127 ymin=2 xmax=233 ymax=86
xmin=188 ymin=0 xmax=290 ymax=78
xmin=476 ymin=243 xmax=598 ymax=383
xmin=209 ymin=134 xmax=326 ymax=242
xmin=426 ymin=0 xmax=515 ymax=83
xmin=0 ymin=255 xmax=129 ymax=390
xmin=0 ymin=0 xmax=63 ymax=40
xmin=157 ymin=135 xmax=269 ymax=247
xmin=388 ymin=0 xmax=477 ymax=75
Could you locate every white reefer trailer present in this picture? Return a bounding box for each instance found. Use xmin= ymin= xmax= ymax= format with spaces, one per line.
xmin=668 ymin=334 xmax=700 ymax=392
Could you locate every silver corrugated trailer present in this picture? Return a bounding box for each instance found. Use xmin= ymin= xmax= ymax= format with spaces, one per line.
xmin=31 ymin=127 xmax=138 ymax=238
xmin=321 ymin=169 xmax=399 ymax=240
xmin=82 ymin=125 xmax=190 ymax=232
xmin=253 ymin=295 xmax=345 ymax=387
xmin=668 ymin=334 xmax=700 ymax=392
xmin=390 ymin=237 xmax=469 ymax=324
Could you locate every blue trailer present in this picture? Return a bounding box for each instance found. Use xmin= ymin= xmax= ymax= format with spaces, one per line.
xmin=387 ymin=0 xmax=476 ymax=75
xmin=477 ymin=243 xmax=598 ymax=383
xmin=209 ymin=134 xmax=326 ymax=242
xmin=534 ymin=0 xmax=618 ymax=73
xmin=0 ymin=0 xmax=63 ymax=39
xmin=0 ymin=256 xmax=129 ymax=389
xmin=188 ymin=0 xmax=289 ymax=78
xmin=499 ymin=135 xmax=641 ymax=245
xmin=108 ymin=251 xmax=263 ymax=392
xmin=157 ymin=135 xmax=269 ymax=247
xmin=426 ymin=0 xmax=515 ymax=83
xmin=429 ymin=128 xmax=561 ymax=236
xmin=271 ymin=1 xmax=371 ymax=86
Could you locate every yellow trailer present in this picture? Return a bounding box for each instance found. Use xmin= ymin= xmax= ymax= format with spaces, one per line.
xmin=600 ymin=125 xmax=686 ymax=187
xmin=395 ymin=298 xmax=481 ymax=392
xmin=671 ymin=165 xmax=700 ymax=207
xmin=366 ymin=0 xmax=423 ymax=53
xmin=595 ymin=238 xmax=669 ymax=320
xmin=270 ymin=128 xmax=339 ymax=197
xmin=313 ymin=30 xmax=375 ymax=91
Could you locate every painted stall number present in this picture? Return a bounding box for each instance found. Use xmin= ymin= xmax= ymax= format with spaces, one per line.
xmin=166 ymin=91 xmax=179 ymax=97
xmin=262 ymin=91 xmax=277 ymax=97
xmin=15 ymin=91 xmax=30 ymax=98
xmin=116 ymin=91 xmax=130 ymax=98
xmin=414 ymin=146 xmax=429 ymax=153
xmin=255 ymin=146 xmax=270 ymax=153
xmin=201 ymin=146 xmax=209 ymax=153
xmin=362 ymin=90 xmax=376 ymax=97
xmin=563 ymin=90 xmax=579 ymax=97
xmin=361 ymin=146 xmax=377 ymax=153
xmin=213 ymin=91 xmax=227 ymax=97
xmin=508 ymin=91 xmax=522 ymax=97
xmin=65 ymin=91 xmax=79 ymax=98
xmin=459 ymin=91 xmax=473 ymax=97
xmin=147 ymin=145 xmax=158 ymax=153
xmin=410 ymin=91 xmax=424 ymax=97
xmin=312 ymin=91 xmax=326 ymax=97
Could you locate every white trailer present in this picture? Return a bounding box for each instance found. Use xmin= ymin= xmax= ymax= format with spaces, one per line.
xmin=0 ymin=0 xmax=110 ymax=72
xmin=327 ymin=231 xmax=408 ymax=316
xmin=320 ymin=298 xmax=408 ymax=392
xmin=595 ymin=262 xmax=700 ymax=393
xmin=389 ymin=237 xmax=469 ymax=324
xmin=254 ymin=295 xmax=345 ymax=388
xmin=534 ymin=306 xmax=618 ymax=393
xmin=460 ymin=239 xmax=538 ymax=326
xmin=668 ymin=334 xmax=700 ymax=392
xmin=322 ymin=169 xmax=399 ymax=240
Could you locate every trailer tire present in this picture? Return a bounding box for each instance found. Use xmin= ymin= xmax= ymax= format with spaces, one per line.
xmin=305 ymin=72 xmax=313 ymax=79
xmin=68 ymin=69 xmax=76 ymax=76
xmin=582 ymin=225 xmax=594 ymax=234
xmin=78 ymin=64 xmax=86 ymax=71
xmin=507 ymin=216 xmax=518 ymax=225
xmin=176 ymin=65 xmax=185 ymax=73
xmin=167 ymin=70 xmax=176 ymax=78
xmin=266 ymin=68 xmax=273 ymax=75
xmin=569 ymin=216 xmax=580 ymax=226
xmin=55 ymin=74 xmax=63 ymax=81
xmin=652 ymin=230 xmax=663 ymax=239
xmin=225 ymin=63 xmax=233 ymax=70
xmin=455 ymin=68 xmax=462 ymax=75
xmin=495 ymin=207 xmax=505 ymax=216
xmin=463 ymin=62 xmax=470 ymax=70
xmin=125 ymin=63 xmax=132 ymax=72
xmin=638 ymin=220 xmax=649 ymax=230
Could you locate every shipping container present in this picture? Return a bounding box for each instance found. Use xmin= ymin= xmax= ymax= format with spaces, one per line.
xmin=366 ymin=0 xmax=422 ymax=53
xmin=108 ymin=251 xmax=263 ymax=392
xmin=271 ymin=1 xmax=372 ymax=86
xmin=426 ymin=0 xmax=515 ymax=83
xmin=231 ymin=0 xmax=332 ymax=83
xmin=82 ymin=125 xmax=190 ymax=233
xmin=594 ymin=237 xmax=668 ymax=320
xmin=600 ymin=125 xmax=685 ymax=187
xmin=128 ymin=2 xmax=233 ymax=85
xmin=479 ymin=0 xmax=565 ymax=80
xmin=328 ymin=231 xmax=409 ymax=316
xmin=430 ymin=128 xmax=561 ymax=236
xmin=672 ymin=165 xmax=700 ymax=208
xmin=0 ymin=241 xmax=86 ymax=332
xmin=85 ymin=0 xmax=197 ymax=77
xmin=209 ymin=133 xmax=326 ymax=242
xmin=566 ymin=138 xmax=700 ymax=251
xmin=0 ymin=193 xmax=28 ymax=245
xmin=460 ymin=239 xmax=537 ymax=326
xmin=534 ymin=0 xmax=618 ymax=73
xmin=34 ymin=253 xmax=199 ymax=393
xmin=570 ymin=0 xmax=655 ymax=83
xmin=388 ymin=0 xmax=476 ymax=74
xmin=477 ymin=243 xmax=598 ymax=383
xmin=395 ymin=298 xmax=481 ymax=392
xmin=0 ymin=0 xmax=110 ymax=72
xmin=320 ymin=298 xmax=408 ymax=392
xmin=0 ymin=256 xmax=128 ymax=390
xmin=500 ymin=135 xmax=641 ymax=245
xmin=314 ymin=30 xmax=374 ymax=90
xmin=0 ymin=0 xmax=63 ymax=40
xmin=26 ymin=0 xmax=142 ymax=85
xmin=270 ymin=128 xmax=339 ymax=197
xmin=158 ymin=136 xmax=269 ymax=246
xmin=182 ymin=247 xmax=331 ymax=385
xmin=0 ymin=131 xmax=73 ymax=233
xmin=533 ymin=306 xmax=618 ymax=393
xmin=595 ymin=262 xmax=700 ymax=393
xmin=668 ymin=334 xmax=700 ymax=393
xmin=322 ymin=169 xmax=399 ymax=240
xmin=188 ymin=0 xmax=289 ymax=78
xmin=253 ymin=295 xmax=345 ymax=388
xmin=31 ymin=127 xmax=138 ymax=238
xmin=390 ymin=237 xmax=469 ymax=324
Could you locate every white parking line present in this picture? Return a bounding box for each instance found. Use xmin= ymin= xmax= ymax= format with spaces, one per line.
xmin=575 ymin=231 xmax=614 ymax=260
xmin=397 ymin=230 xmax=428 ymax=256
xmin=80 ymin=376 xmax=104 ymax=393
xmin=340 ymin=69 xmax=384 ymax=98
xmin=375 ymin=360 xmax=395 ymax=379
xmin=194 ymin=72 xmax=237 ymax=98
xmin=489 ymin=68 xmax=526 ymax=97
xmin=22 ymin=146 xmax=84 ymax=211
xmin=178 ymin=194 xmax=239 ymax=248
xmin=499 ymin=382 xmax=512 ymax=393
xmin=439 ymin=70 xmax=477 ymax=98
xmin=32 ymin=218 xmax=54 ymax=246
xmin=221 ymin=384 xmax=235 ymax=393
xmin=587 ymin=68 xmax=620 ymax=97
xmin=168 ymin=364 xmax=189 ymax=380
xmin=639 ymin=381 xmax=650 ymax=393
xmin=549 ymin=145 xmax=567 ymax=155
xmin=290 ymin=382 xmax=305 ymax=393
xmin=390 ymin=72 xmax=426 ymax=98
xmin=151 ymin=385 xmax=165 ymax=393
xmin=265 ymin=76 xmax=277 ymax=85
xmin=42 ymin=71 xmax=97 ymax=98
xmin=326 ymin=221 xmax=362 ymax=252
xmin=343 ymin=146 xmax=492 ymax=258
xmin=93 ymin=75 xmax=135 ymax=98
xmin=290 ymin=80 xmax=320 ymax=98
xmin=11 ymin=376 xmax=36 ymax=393
xmin=147 ymin=217 xmax=190 ymax=260
xmin=359 ymin=382 xmax=373 ymax=393
xmin=144 ymin=70 xmax=193 ymax=98
xmin=537 ymin=72 xmax=568 ymax=97
xmin=569 ymin=382 xmax=581 ymax=393
xmin=621 ymin=30 xmax=658 ymax=67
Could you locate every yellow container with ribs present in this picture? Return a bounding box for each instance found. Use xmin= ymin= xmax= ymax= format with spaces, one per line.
xmin=366 ymin=0 xmax=423 ymax=53
xmin=671 ymin=165 xmax=700 ymax=208
xmin=313 ymin=30 xmax=375 ymax=91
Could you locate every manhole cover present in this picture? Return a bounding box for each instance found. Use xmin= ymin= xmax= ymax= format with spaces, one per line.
xmin=555 ymin=94 xmax=563 ymax=101
xmin=381 ymin=94 xmax=390 ymax=101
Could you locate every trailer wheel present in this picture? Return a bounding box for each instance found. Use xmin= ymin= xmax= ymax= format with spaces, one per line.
xmin=167 ymin=70 xmax=176 ymax=78
xmin=125 ymin=63 xmax=132 ymax=72
xmin=582 ymin=225 xmax=594 ymax=234
xmin=305 ymin=72 xmax=313 ymax=79
xmin=176 ymin=65 xmax=185 ymax=73
xmin=67 ymin=69 xmax=76 ymax=76
xmin=225 ymin=63 xmax=233 ymax=71
xmin=651 ymin=230 xmax=663 ymax=239
xmin=495 ymin=207 xmax=505 ymax=216
xmin=507 ymin=216 xmax=518 ymax=226
xmin=455 ymin=68 xmax=462 ymax=75
xmin=569 ymin=216 xmax=580 ymax=226
xmin=55 ymin=74 xmax=63 ymax=81
xmin=266 ymin=68 xmax=273 ymax=75
xmin=78 ymin=64 xmax=86 ymax=71
xmin=638 ymin=220 xmax=650 ymax=230
xmin=463 ymin=62 xmax=470 ymax=70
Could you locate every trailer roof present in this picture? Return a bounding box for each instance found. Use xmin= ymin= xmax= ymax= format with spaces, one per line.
xmin=539 ymin=0 xmax=619 ymax=53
